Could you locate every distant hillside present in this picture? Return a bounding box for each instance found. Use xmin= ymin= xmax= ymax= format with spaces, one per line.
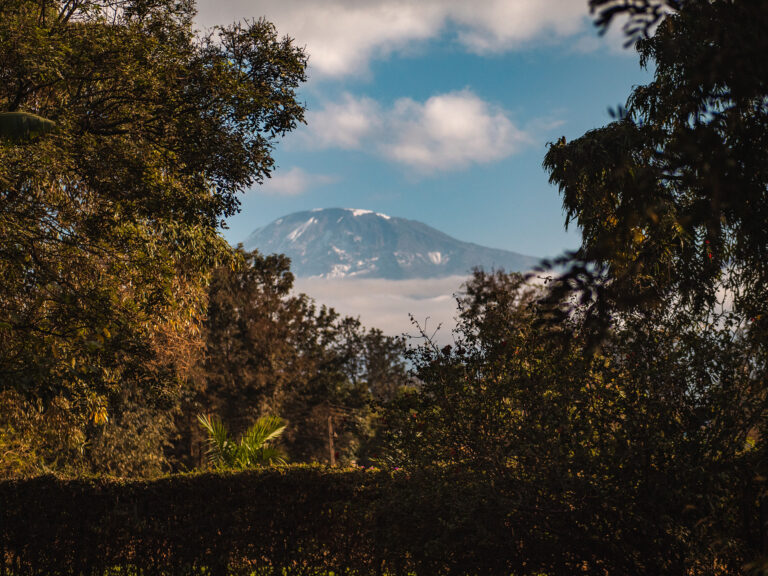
xmin=242 ymin=208 xmax=540 ymax=279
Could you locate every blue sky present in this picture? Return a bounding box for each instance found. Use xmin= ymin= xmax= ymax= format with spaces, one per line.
xmin=196 ymin=0 xmax=651 ymax=260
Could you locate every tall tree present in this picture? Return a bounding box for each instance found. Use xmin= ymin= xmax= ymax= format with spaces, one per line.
xmin=382 ymin=269 xmax=766 ymax=574
xmin=544 ymin=0 xmax=768 ymax=327
xmin=541 ymin=0 xmax=768 ymax=569
xmin=177 ymin=248 xmax=407 ymax=468
xmin=0 ymin=0 xmax=306 ymax=475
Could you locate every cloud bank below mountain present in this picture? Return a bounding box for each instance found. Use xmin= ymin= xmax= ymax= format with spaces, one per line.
xmin=294 ymin=275 xmax=467 ymax=343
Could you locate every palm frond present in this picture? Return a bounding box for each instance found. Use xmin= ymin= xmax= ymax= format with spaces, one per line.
xmin=240 ymin=415 xmax=287 ymax=467
xmin=197 ymin=413 xmax=236 ymax=469
xmin=255 ymin=446 xmax=287 ymax=466
xmin=242 ymin=415 xmax=286 ymax=449
xmin=198 ymin=413 xmax=287 ymax=470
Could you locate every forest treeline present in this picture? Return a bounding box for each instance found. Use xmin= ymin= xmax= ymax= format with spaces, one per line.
xmin=0 ymin=0 xmax=408 ymax=476
xmin=1 ymin=241 xmax=409 ymax=476
xmin=1 ymin=0 xmax=768 ymax=574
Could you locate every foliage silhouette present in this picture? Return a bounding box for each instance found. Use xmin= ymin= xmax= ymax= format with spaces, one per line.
xmin=544 ymin=0 xmax=768 ymax=333
xmin=381 ymin=268 xmax=767 ymax=574
xmin=540 ymin=3 xmax=768 ymax=568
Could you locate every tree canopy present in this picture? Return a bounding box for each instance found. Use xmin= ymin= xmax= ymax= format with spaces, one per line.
xmin=533 ymin=0 xmax=768 ymax=569
xmin=179 ymin=248 xmax=408 ymax=469
xmin=545 ymin=0 xmax=768 ymax=334
xmin=0 ymin=0 xmax=307 ymax=474
xmin=380 ymin=268 xmax=767 ymax=574
xmin=382 ymin=1 xmax=768 ymax=571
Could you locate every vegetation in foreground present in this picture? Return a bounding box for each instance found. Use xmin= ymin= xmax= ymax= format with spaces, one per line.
xmin=1 ymin=0 xmax=767 ymax=574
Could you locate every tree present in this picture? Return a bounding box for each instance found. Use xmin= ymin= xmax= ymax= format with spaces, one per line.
xmin=544 ymin=0 xmax=768 ymax=328
xmin=381 ymin=268 xmax=766 ymax=574
xmin=176 ymin=248 xmax=408 ymax=468
xmin=0 ymin=0 xmax=307 ymax=475
xmin=539 ymin=1 xmax=768 ymax=569
xmin=589 ymin=0 xmax=683 ymax=44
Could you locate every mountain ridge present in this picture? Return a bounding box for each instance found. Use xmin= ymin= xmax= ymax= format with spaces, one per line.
xmin=242 ymin=208 xmax=540 ymax=279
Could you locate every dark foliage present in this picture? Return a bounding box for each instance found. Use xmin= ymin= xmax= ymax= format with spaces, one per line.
xmin=545 ymin=0 xmax=768 ymax=339
xmin=380 ymin=269 xmax=768 ymax=574
xmin=590 ymin=0 xmax=683 ymax=43
xmin=2 ymin=457 xmax=765 ymax=575
xmin=0 ymin=469 xmax=542 ymax=576
xmin=173 ymin=248 xmax=408 ymax=469
xmin=541 ymin=6 xmax=768 ymax=566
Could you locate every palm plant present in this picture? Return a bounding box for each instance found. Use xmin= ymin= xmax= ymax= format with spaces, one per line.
xmin=197 ymin=413 xmax=287 ymax=470
xmin=0 ymin=112 xmax=55 ymax=143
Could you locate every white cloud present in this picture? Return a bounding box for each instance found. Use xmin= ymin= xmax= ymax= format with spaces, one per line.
xmin=294 ymin=275 xmax=468 ymax=344
xmin=384 ymin=90 xmax=530 ymax=172
xmin=295 ymin=273 xmax=549 ymax=346
xmin=303 ymin=94 xmax=382 ymax=149
xmin=257 ymin=167 xmax=336 ymax=196
xmin=303 ymin=90 xmax=530 ymax=173
xmin=195 ymin=0 xmax=592 ymax=77
xmin=447 ymin=1 xmax=587 ymax=53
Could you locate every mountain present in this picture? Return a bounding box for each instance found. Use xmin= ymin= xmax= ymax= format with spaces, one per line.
xmin=241 ymin=208 xmax=541 ymax=279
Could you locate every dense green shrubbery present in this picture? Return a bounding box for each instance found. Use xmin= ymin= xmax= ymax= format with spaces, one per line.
xmin=379 ymin=270 xmax=766 ymax=575
xmin=0 ymin=467 xmax=546 ymax=576
xmin=3 ymin=458 xmax=763 ymax=576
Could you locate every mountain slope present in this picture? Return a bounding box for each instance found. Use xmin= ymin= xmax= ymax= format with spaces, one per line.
xmin=242 ymin=208 xmax=540 ymax=279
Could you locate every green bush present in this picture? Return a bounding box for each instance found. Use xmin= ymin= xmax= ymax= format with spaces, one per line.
xmin=0 ymin=467 xmax=562 ymax=576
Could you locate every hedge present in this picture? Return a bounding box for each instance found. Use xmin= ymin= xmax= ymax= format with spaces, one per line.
xmin=0 ymin=467 xmax=572 ymax=576
xmin=3 ymin=465 xmax=732 ymax=576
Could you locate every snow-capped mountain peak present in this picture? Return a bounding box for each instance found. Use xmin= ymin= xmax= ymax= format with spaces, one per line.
xmin=242 ymin=208 xmax=539 ymax=279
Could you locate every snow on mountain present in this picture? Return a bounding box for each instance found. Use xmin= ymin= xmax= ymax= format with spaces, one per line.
xmin=241 ymin=208 xmax=540 ymax=279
